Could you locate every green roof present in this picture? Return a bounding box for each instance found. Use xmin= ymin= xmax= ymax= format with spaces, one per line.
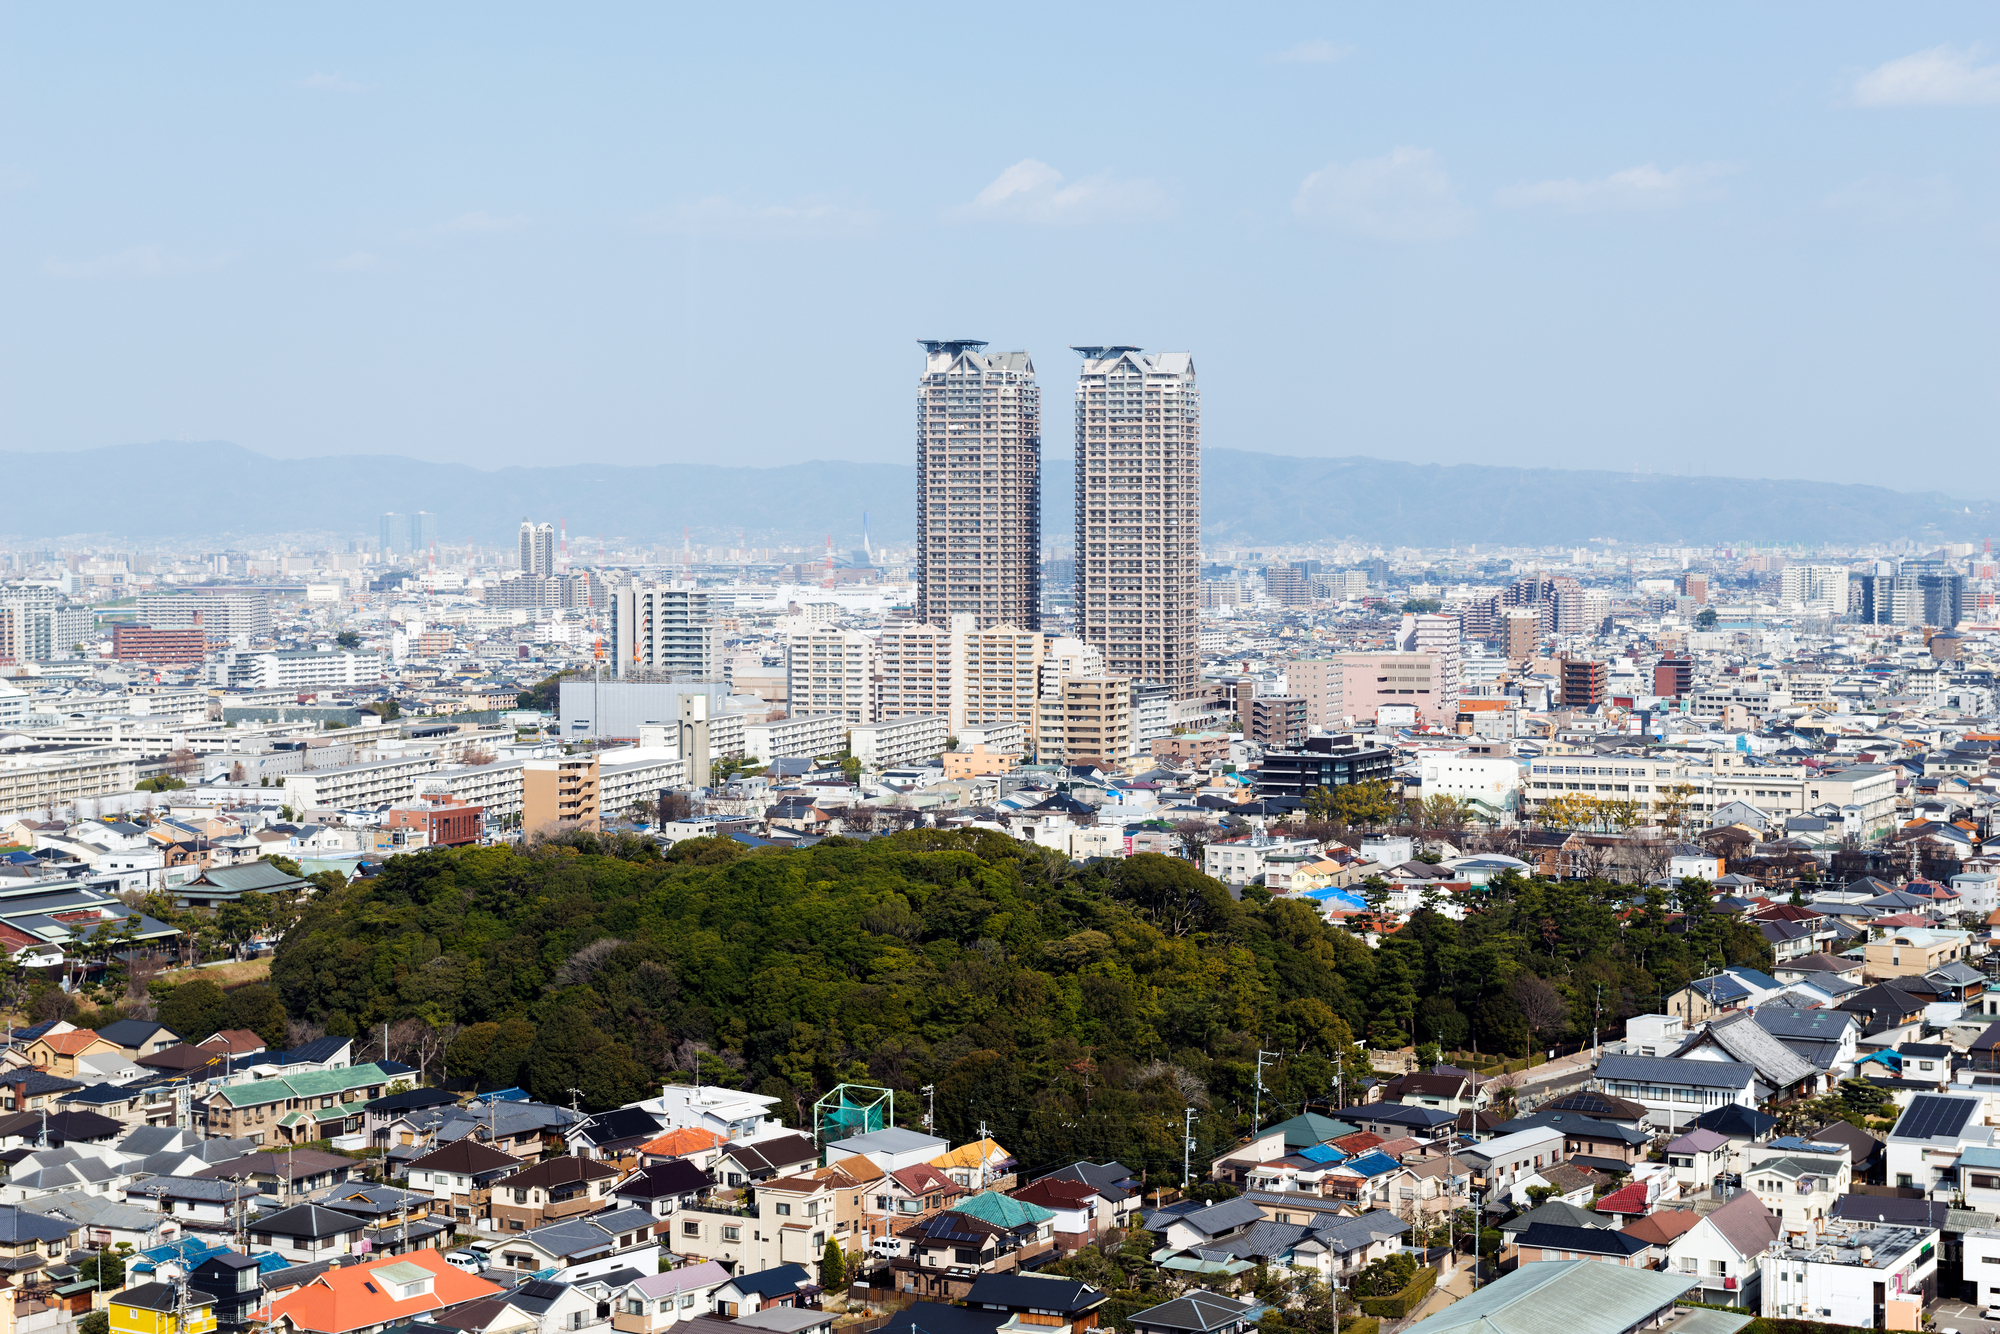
xmin=189 ymin=861 xmax=309 ymax=893
xmin=952 ymin=1191 xmax=1055 ymax=1230
xmin=213 ymin=1063 xmax=395 ymax=1109
xmin=1260 ymin=1112 xmax=1357 ymax=1149
xmin=1406 ymin=1259 xmax=1697 ymax=1334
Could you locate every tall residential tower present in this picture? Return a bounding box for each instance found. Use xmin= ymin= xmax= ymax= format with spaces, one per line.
xmin=519 ymin=520 xmax=556 ymax=576
xmin=915 ymin=341 xmax=1041 ymax=630
xmin=1072 ymin=347 xmax=1200 ymax=699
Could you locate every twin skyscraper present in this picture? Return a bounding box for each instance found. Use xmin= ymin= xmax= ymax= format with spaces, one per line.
xmin=914 ymin=340 xmax=1201 ymax=701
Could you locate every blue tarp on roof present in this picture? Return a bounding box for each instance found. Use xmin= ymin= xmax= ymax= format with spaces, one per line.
xmin=1297 ymin=1144 xmax=1345 ymax=1164
xmin=482 ymin=1086 xmax=531 ymax=1102
xmin=1342 ymin=1151 xmax=1401 ymax=1178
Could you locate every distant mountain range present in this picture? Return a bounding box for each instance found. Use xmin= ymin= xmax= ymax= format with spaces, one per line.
xmin=0 ymin=440 xmax=1987 ymax=548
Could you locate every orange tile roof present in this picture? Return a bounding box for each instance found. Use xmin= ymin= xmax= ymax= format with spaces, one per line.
xmin=638 ymin=1127 xmax=727 ymax=1159
xmin=253 ymin=1250 xmax=502 ymax=1334
xmin=41 ymin=1031 xmax=109 ymax=1056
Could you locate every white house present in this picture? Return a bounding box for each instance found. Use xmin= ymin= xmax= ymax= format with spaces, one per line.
xmin=1456 ymin=1127 xmax=1564 ymax=1207
xmin=1661 ymin=1190 xmax=1782 ymax=1311
xmin=1593 ymin=1055 xmax=1758 ymax=1131
xmin=1759 ymin=1217 xmax=1937 ymax=1328
xmin=1743 ymin=1138 xmax=1851 ymax=1235
xmin=1663 ymin=1129 xmax=1732 ymax=1192
xmin=1884 ymin=1092 xmax=1990 ymax=1196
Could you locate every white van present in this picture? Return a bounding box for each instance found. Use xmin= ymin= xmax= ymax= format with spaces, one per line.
xmin=445 ymin=1250 xmax=485 ymax=1274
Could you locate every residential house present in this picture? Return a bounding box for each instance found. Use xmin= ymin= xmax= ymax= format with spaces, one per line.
xmin=202 ymin=1063 xmax=396 ymax=1144
xmin=711 ymin=1134 xmax=817 ymax=1189
xmin=1591 ymin=1055 xmax=1758 ymax=1131
xmin=566 ymin=1107 xmax=665 ymax=1168
xmin=1751 ymin=1008 xmax=1860 ymax=1087
xmin=1496 ymin=1201 xmax=1612 ymax=1267
xmin=961 ymin=1273 xmax=1107 ymax=1334
xmin=1659 ymin=1191 xmax=1782 ymax=1311
xmin=24 ymin=1030 xmax=121 ymax=1080
xmin=1864 ymin=928 xmax=1973 ymax=980
xmin=249 ymin=1205 xmax=369 ymax=1264
xmin=189 ymin=1251 xmax=265 ymax=1334
xmin=18 ymin=1191 xmax=175 ymax=1251
xmin=1127 ymin=1290 xmax=1255 ymax=1334
xmin=1662 ymin=1129 xmax=1731 ymax=1192
xmin=1885 ymin=1092 xmax=1989 ymax=1194
xmin=636 ymin=1128 xmax=728 ymax=1173
xmin=1756 ymin=1216 xmax=1938 ymax=1327
xmin=253 ymin=1249 xmax=506 ymax=1334
xmin=894 ymin=1203 xmax=1053 ymax=1300
xmin=400 ymin=1140 xmax=521 ymax=1227
xmin=1804 ymin=1119 xmax=1886 ymax=1186
xmin=129 ymin=1177 xmax=264 ymax=1234
xmin=929 ymin=1138 xmax=1016 ymax=1194
xmin=488 ymin=1156 xmax=621 ymax=1233
xmin=611 ymin=1161 xmax=711 ymax=1221
xmin=711 ymin=1265 xmax=818 ymax=1318
xmin=1006 ymin=1178 xmax=1103 ymax=1251
xmin=1488 ymin=1111 xmax=1648 ymax=1174
xmin=111 ymin=1282 xmax=219 ymax=1334
xmin=610 ymin=1262 xmax=733 ymax=1334
xmin=1329 ymin=1103 xmax=1455 ymax=1142
xmin=1032 ymin=1162 xmax=1140 ymax=1230
xmin=1512 ymin=1222 xmax=1657 ymax=1269
xmin=194 ymin=1149 xmax=360 ymax=1201
xmin=480 ymin=1206 xmax=662 ymax=1282
xmin=1375 ymin=1070 xmax=1489 ymax=1114
xmin=1456 ymin=1127 xmax=1565 ymax=1209
xmin=0 ymin=1205 xmax=83 ymax=1287
xmin=1742 ymin=1137 xmax=1851 ymax=1233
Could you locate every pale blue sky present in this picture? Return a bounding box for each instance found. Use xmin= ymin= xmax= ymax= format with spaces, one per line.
xmin=2 ymin=4 xmax=1995 ymax=491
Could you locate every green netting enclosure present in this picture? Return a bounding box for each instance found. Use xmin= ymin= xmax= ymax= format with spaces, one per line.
xmin=813 ymin=1083 xmax=894 ymax=1148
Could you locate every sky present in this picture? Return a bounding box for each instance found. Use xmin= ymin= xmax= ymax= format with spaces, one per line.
xmin=2 ymin=4 xmax=1996 ymax=493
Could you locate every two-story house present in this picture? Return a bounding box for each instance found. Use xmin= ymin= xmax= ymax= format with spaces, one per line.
xmin=203 ymin=1064 xmax=396 ymax=1144
xmin=247 ymin=1204 xmax=369 ymax=1264
xmin=481 ymin=1205 xmax=663 ymax=1282
xmin=612 ymin=1161 xmax=711 ymax=1221
xmin=611 ymin=1262 xmax=733 ymax=1334
xmin=488 ymin=1155 xmax=621 ymax=1233
xmin=1743 ymin=1137 xmax=1852 ymax=1233
xmin=401 ymin=1139 xmax=522 ymax=1226
xmin=1127 ymin=1290 xmax=1255 ymax=1334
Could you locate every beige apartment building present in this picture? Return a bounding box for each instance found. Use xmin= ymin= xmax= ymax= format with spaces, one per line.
xmin=915 ymin=342 xmax=1041 ymax=631
xmin=1037 ymin=675 xmax=1133 ymax=768
xmin=522 ymin=756 xmax=600 ymax=836
xmin=1073 ymin=347 xmax=1200 ymax=700
xmin=1519 ymin=752 xmax=1899 ymax=834
xmin=875 ymin=613 xmax=1044 ymax=735
xmin=1288 ymin=652 xmax=1458 ymax=730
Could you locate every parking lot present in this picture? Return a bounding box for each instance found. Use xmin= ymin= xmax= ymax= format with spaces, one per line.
xmin=1933 ymin=1299 xmax=2000 ymax=1334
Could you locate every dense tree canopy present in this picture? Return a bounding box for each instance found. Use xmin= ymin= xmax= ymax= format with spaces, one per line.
xmin=271 ymin=831 xmax=1768 ymax=1181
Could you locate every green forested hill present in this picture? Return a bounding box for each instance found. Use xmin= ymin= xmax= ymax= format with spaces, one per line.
xmin=270 ymin=830 xmax=1769 ymax=1181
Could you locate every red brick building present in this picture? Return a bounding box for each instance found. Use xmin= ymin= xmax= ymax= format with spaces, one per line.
xmin=112 ymin=624 xmax=208 ymax=665
xmin=384 ymin=795 xmax=483 ymax=848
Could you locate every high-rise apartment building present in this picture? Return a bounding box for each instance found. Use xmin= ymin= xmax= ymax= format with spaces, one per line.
xmin=1559 ymin=658 xmax=1607 ymax=709
xmin=875 ymin=614 xmax=1044 ymax=735
xmin=1779 ymin=564 xmax=1850 ymax=615
xmin=609 ymin=584 xmax=717 ymax=681
xmin=0 ymin=587 xmax=96 ymax=664
xmin=379 ymin=512 xmax=434 ymax=558
xmin=785 ymin=628 xmax=879 ymax=724
xmin=1500 ymin=607 xmax=1540 ymax=663
xmin=1073 ymin=347 xmax=1200 ymax=699
xmin=519 ymin=521 xmax=557 ymax=577
xmin=1036 ymin=675 xmax=1133 ymax=769
xmin=915 ymin=341 xmax=1041 ymax=631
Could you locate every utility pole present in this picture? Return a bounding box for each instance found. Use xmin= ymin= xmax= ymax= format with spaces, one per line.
xmin=976 ymin=1121 xmax=991 ymax=1187
xmin=1254 ymin=1050 xmax=1279 ymax=1130
xmin=1182 ymin=1108 xmax=1198 ymax=1192
xmin=1593 ymin=983 xmax=1603 ymax=1058
xmin=921 ymin=1085 xmax=935 ymax=1136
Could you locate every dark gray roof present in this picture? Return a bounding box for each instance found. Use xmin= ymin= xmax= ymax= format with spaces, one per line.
xmin=1130 ymin=1291 xmax=1255 ymax=1334
xmin=1595 ymin=1055 xmax=1755 ymax=1090
xmin=964 ymin=1275 xmax=1107 ymax=1315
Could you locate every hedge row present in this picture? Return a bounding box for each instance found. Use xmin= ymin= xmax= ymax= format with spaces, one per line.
xmin=1356 ymin=1265 xmax=1436 ymax=1320
xmin=1337 ymin=1319 xmax=1381 ymax=1334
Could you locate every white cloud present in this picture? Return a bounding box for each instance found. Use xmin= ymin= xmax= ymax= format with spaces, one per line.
xmin=434 ymin=211 xmax=530 ymax=235
xmin=1270 ymin=39 xmax=1353 ymax=65
xmin=331 ymin=251 xmax=383 ymax=271
xmin=949 ymin=159 xmax=1171 ymax=225
xmin=1291 ymin=147 xmax=1471 ymax=241
xmin=299 ymin=72 xmax=367 ymax=93
xmin=647 ymin=195 xmax=883 ymax=240
xmin=1494 ymin=162 xmax=1737 ymax=212
xmin=43 ymin=245 xmax=225 ymax=280
xmin=1822 ymin=174 xmax=1956 ymax=224
xmin=1855 ymin=44 xmax=2000 ymax=106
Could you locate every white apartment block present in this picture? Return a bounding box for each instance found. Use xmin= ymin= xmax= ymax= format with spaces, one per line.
xmin=599 ymin=753 xmax=692 ymax=815
xmin=914 ymin=342 xmax=1041 ymax=631
xmin=206 ymin=649 xmax=385 ymax=691
xmin=875 ymin=613 xmax=1043 ymax=734
xmin=0 ymin=745 xmax=142 ymax=816
xmin=283 ymin=755 xmax=441 ymax=811
xmin=1073 ymin=347 xmax=1200 ymax=700
xmin=846 ymin=716 xmax=948 ymax=771
xmin=0 ymin=588 xmax=96 ymax=663
xmin=422 ymin=761 xmax=526 ymax=821
xmin=785 ymin=630 xmax=877 ymax=723
xmin=1415 ymin=751 xmax=1521 ymax=821
xmin=740 ymin=714 xmax=847 ymax=764
xmin=1779 ymin=564 xmax=1851 ymax=615
xmin=610 ymin=584 xmax=717 ymax=682
xmin=137 ymin=590 xmax=272 ymax=638
xmin=1520 ymin=754 xmax=1898 ymax=831
xmin=1040 ymin=637 xmax=1104 ymax=696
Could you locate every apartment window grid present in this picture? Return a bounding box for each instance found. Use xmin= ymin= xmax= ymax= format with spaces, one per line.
xmin=1072 ymin=349 xmax=1200 ymax=700
xmin=915 ymin=343 xmax=1041 ymax=632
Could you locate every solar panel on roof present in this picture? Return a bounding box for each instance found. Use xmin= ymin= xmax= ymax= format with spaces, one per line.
xmin=520 ymin=1281 xmax=567 ymax=1300
xmin=1899 ymin=1095 xmax=1976 ymax=1141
